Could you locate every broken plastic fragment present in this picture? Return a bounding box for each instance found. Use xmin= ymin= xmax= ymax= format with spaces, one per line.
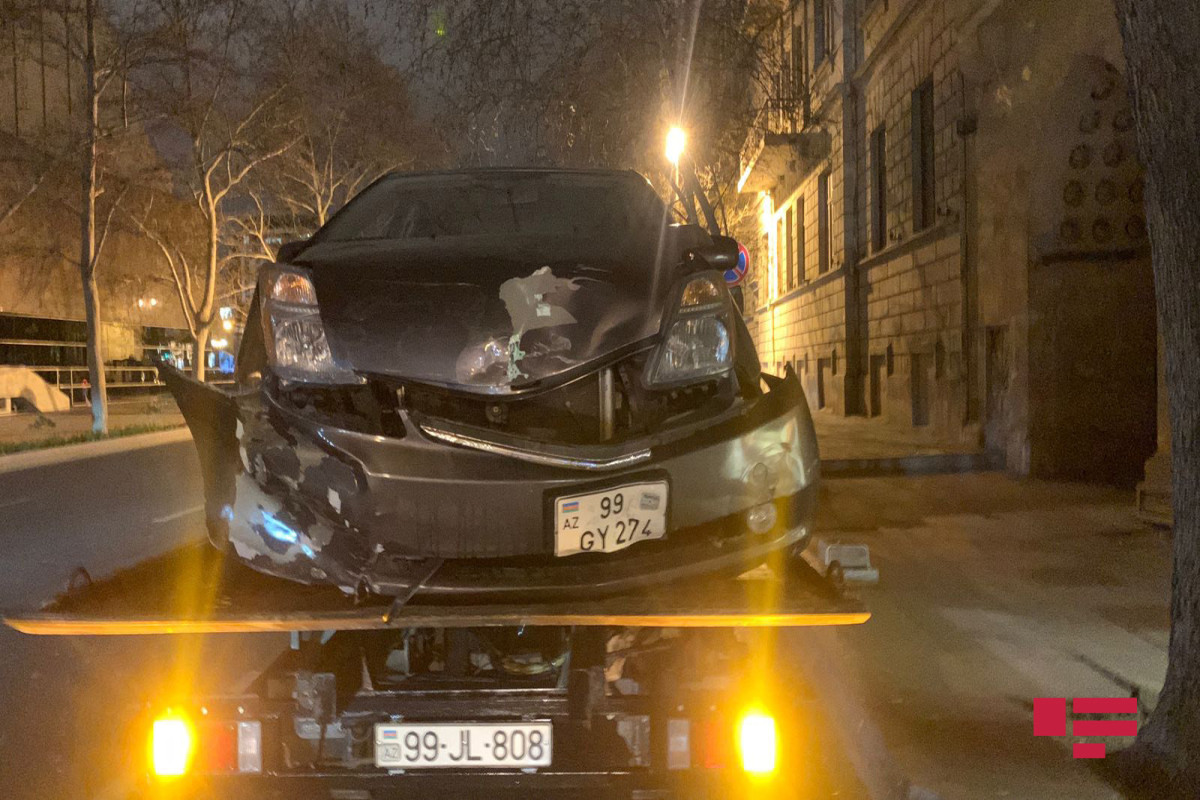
xmin=507 ymin=333 xmax=528 ymax=382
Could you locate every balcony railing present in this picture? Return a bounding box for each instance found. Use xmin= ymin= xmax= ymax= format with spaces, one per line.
xmin=737 ymin=102 xmax=831 ymax=194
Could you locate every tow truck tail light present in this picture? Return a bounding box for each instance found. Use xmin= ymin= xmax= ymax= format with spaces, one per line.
xmin=237 ymin=721 xmax=263 ymax=773
xmin=199 ymin=720 xmax=263 ymax=774
xmin=696 ymin=717 xmax=730 ymax=769
xmin=738 ymin=711 xmax=778 ymax=775
xmin=667 ymin=718 xmax=690 ymax=770
xmin=151 ymin=715 xmax=194 ymax=777
xmin=201 ymin=722 xmax=237 ymax=772
xmin=151 ymin=713 xmax=262 ymax=777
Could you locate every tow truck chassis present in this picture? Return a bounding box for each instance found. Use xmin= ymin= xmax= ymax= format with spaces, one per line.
xmin=5 ymin=542 xmax=866 ymax=798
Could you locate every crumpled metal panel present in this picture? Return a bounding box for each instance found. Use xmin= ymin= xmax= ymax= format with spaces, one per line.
xmin=162 ymin=365 xmax=370 ymax=594
xmin=163 ymin=363 xmax=818 ymax=598
xmin=302 ymin=226 xmax=709 ymax=395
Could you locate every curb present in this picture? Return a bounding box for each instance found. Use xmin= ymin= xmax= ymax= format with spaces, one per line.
xmin=0 ymin=427 xmax=192 ymax=476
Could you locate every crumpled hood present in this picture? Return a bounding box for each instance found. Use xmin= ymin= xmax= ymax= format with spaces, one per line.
xmin=300 ymin=232 xmax=697 ymax=394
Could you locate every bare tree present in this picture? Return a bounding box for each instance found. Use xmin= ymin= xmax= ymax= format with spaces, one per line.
xmin=55 ymin=0 xmax=151 ymax=432
xmin=129 ymin=0 xmax=297 ymax=380
xmin=228 ymin=1 xmax=431 ymax=265
xmin=1111 ymin=1 xmax=1200 ymax=796
xmin=394 ymin=0 xmax=762 ymax=207
xmin=0 ymin=153 xmax=52 ymax=229
xmin=79 ymin=0 xmax=110 ymax=432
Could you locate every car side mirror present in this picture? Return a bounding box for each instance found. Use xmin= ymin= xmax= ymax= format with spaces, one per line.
xmin=275 ymin=238 xmax=310 ymax=263
xmin=685 ymin=234 xmax=739 ymax=271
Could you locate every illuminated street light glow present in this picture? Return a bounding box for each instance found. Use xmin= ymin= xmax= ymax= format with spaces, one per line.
xmin=665 ymin=126 xmax=687 ymax=165
xmin=211 ymin=338 xmax=229 ymax=349
xmin=222 ymin=319 xmax=234 ymax=332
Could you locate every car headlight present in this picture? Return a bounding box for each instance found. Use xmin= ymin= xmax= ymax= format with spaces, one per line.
xmin=644 ymin=274 xmax=736 ymax=387
xmin=261 ymin=267 xmax=361 ymax=384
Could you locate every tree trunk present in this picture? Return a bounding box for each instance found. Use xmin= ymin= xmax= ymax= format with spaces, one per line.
xmin=1113 ymin=1 xmax=1200 ymax=795
xmin=79 ymin=0 xmax=107 ymax=435
xmin=192 ymin=325 xmax=210 ymax=382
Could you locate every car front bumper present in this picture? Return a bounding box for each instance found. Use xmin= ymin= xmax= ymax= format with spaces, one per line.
xmin=189 ymin=369 xmax=818 ymax=599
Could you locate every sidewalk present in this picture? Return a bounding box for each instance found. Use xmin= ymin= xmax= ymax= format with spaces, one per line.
xmin=0 ymin=397 xmax=183 ymax=450
xmin=812 ymin=411 xmax=982 ymax=461
xmin=795 ymin=473 xmax=1169 ymax=799
xmin=812 ymin=411 xmax=994 ymax=476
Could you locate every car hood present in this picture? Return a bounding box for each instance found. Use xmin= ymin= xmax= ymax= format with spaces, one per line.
xmin=300 ymin=232 xmax=697 ymax=394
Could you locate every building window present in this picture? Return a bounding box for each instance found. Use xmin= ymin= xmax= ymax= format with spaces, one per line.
xmin=776 ymin=215 xmax=786 ymax=298
xmin=759 ymin=232 xmax=769 ymax=305
xmin=793 ymin=194 xmax=806 ymax=286
xmin=871 ymin=124 xmax=888 ymax=252
xmin=912 ymin=78 xmax=935 ymax=231
xmin=784 ymin=206 xmax=795 ymax=292
xmin=818 ymin=170 xmax=831 ymax=274
xmin=792 ymin=23 xmax=807 ymax=123
xmin=813 ymin=0 xmax=828 ymax=65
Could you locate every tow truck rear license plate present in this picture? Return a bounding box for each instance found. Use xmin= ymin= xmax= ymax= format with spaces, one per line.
xmin=554 ymin=481 xmax=668 ymax=556
xmin=374 ymin=721 xmax=552 ymax=769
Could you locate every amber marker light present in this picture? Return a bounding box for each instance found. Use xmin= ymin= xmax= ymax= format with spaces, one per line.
xmin=738 ymin=709 xmax=778 ymax=776
xmin=151 ymin=712 xmax=195 ymax=777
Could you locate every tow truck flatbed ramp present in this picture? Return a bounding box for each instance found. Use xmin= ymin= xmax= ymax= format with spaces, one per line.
xmin=4 ymin=542 xmax=867 ymax=635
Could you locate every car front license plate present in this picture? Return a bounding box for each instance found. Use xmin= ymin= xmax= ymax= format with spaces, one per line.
xmin=554 ymin=481 xmax=668 ymax=556
xmin=374 ymin=721 xmax=552 ymax=769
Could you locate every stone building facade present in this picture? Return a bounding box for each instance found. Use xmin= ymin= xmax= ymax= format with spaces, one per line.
xmin=0 ymin=4 xmax=186 ymax=355
xmin=736 ymin=0 xmax=1157 ymax=484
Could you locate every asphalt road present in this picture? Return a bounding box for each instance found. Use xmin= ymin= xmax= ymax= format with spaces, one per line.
xmin=0 ymin=440 xmax=286 ymax=800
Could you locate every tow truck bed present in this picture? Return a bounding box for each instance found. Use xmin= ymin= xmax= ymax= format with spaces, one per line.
xmin=3 ymin=546 xmax=867 ymax=797
xmin=4 ymin=541 xmax=867 ymax=635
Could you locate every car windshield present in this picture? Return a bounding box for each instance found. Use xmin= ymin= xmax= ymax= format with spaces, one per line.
xmin=315 ymin=172 xmax=666 ymax=243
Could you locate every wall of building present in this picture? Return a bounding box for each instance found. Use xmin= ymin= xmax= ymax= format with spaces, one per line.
xmin=0 ymin=6 xmax=189 ymax=354
xmin=855 ymin=0 xmax=973 ymax=442
xmin=740 ymin=0 xmax=1158 ymax=484
xmin=742 ymin=0 xmax=854 ymax=415
xmin=963 ymin=0 xmax=1156 ymax=480
xmin=0 ymin=5 xmax=79 ymax=142
xmin=0 ymin=161 xmax=187 ymax=335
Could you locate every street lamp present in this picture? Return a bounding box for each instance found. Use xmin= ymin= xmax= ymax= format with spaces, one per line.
xmin=665 ymin=126 xmax=687 ymax=166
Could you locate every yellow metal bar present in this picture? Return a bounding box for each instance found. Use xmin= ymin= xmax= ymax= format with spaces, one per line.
xmin=6 ymin=610 xmax=869 ymax=636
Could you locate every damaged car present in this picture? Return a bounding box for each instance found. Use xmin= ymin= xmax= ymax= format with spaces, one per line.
xmin=164 ymin=168 xmax=820 ymax=600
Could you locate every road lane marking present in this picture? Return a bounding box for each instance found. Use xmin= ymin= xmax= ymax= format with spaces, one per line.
xmin=152 ymin=504 xmax=204 ymax=524
xmin=0 ymin=496 xmax=31 ymax=510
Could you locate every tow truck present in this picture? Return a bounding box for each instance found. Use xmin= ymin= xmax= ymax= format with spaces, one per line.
xmin=5 ymin=536 xmax=866 ymax=799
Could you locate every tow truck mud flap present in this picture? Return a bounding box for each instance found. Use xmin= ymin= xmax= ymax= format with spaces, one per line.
xmin=3 ymin=542 xmax=867 ymax=635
